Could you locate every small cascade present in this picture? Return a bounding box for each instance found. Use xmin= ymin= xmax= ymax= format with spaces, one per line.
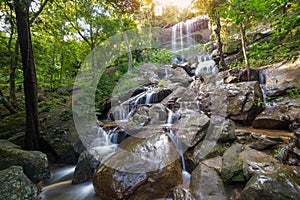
xmin=166 ymin=107 xmax=180 ymax=125
xmin=258 ymin=70 xmax=268 ymax=105
xmin=167 ymin=130 xmax=186 ymax=171
xmin=195 ymin=52 xmax=218 ymax=75
xmin=145 ymin=90 xmax=156 ymax=104
xmin=44 ymin=166 xmax=76 ymax=186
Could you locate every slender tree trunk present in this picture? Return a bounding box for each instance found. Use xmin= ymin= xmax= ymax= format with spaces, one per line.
xmin=120 ymin=17 xmax=133 ymax=73
xmin=10 ymin=39 xmax=19 ymax=107
xmin=215 ymin=16 xmax=227 ymax=70
xmin=0 ymin=87 xmax=17 ymax=114
xmin=14 ymin=0 xmax=40 ymax=150
xmin=240 ymin=22 xmax=250 ymax=81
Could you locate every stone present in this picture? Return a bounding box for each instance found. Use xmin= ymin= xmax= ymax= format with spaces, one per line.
xmin=93 ymin=129 xmax=182 ymax=200
xmin=148 ymin=103 xmax=168 ymax=125
xmin=202 ymin=156 xmax=223 ymax=173
xmin=0 ymin=140 xmax=49 ymax=183
xmin=252 ymin=105 xmax=290 ymax=130
xmin=240 ymin=172 xmax=300 ymax=200
xmin=260 ymin=57 xmax=300 ymax=98
xmin=0 ymin=166 xmax=37 ymax=200
xmin=39 ymin=107 xmax=80 ymax=164
xmin=221 ymin=144 xmax=245 ymax=182
xmin=249 ymin=136 xmax=282 ymax=151
xmin=190 ymin=164 xmax=227 ymax=200
xmin=225 ymin=81 xmax=264 ymax=125
xmin=73 ymin=145 xmax=116 ymax=184
xmin=238 ymin=68 xmax=259 ymax=82
xmin=172 ymin=112 xmax=210 ymax=147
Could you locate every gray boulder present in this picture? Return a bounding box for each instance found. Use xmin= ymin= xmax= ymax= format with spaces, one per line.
xmin=0 ymin=166 xmax=37 ymax=200
xmin=0 ymin=140 xmax=49 ymax=183
xmin=190 ymin=164 xmax=227 ymax=200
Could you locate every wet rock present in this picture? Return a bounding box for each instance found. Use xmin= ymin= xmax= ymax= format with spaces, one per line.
xmin=73 ymin=145 xmax=116 ymax=184
xmin=202 ymin=156 xmax=223 ymax=173
xmin=172 ymin=187 xmax=193 ymax=200
xmin=0 ymin=140 xmax=49 ymax=183
xmin=240 ymin=172 xmax=300 ymax=200
xmin=148 ymin=104 xmax=167 ymax=125
xmin=252 ymin=105 xmax=290 ymax=130
xmin=217 ymin=119 xmax=236 ymax=142
xmin=249 ymin=136 xmax=282 ymax=151
xmin=225 ymin=81 xmax=264 ymax=125
xmin=196 ymin=80 xmax=264 ymax=125
xmin=0 ymin=166 xmax=37 ymax=200
xmin=260 ymin=57 xmax=300 ymax=98
xmin=190 ymin=164 xmax=227 ymax=200
xmin=39 ymin=107 xmax=80 ymax=164
xmin=190 ymin=141 xmax=225 ymax=166
xmin=172 ymin=113 xmax=210 ymax=147
xmin=221 ymin=144 xmax=245 ymax=182
xmin=93 ymin=129 xmax=182 ymax=200
xmin=235 ymin=129 xmax=251 ymax=144
xmin=238 ymin=68 xmax=259 ymax=82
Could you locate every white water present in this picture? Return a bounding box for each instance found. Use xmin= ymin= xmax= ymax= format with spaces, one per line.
xmin=195 ymin=52 xmax=218 ymax=75
xmin=167 ymin=130 xmax=186 ymax=171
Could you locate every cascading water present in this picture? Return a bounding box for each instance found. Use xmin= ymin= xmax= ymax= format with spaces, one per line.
xmin=258 ymin=70 xmax=269 ymax=106
xmin=195 ymin=52 xmax=219 ymax=75
xmin=167 ymin=130 xmax=186 ymax=171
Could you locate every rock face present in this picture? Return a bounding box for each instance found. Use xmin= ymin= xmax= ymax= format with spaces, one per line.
xmin=0 ymin=166 xmax=37 ymax=200
xmin=252 ymin=105 xmax=290 ymax=129
xmin=73 ymin=145 xmax=116 ymax=184
xmin=172 ymin=112 xmax=210 ymax=147
xmin=190 ymin=164 xmax=227 ymax=200
xmin=225 ymin=81 xmax=264 ymax=125
xmin=93 ymin=129 xmax=182 ymax=200
xmin=260 ymin=57 xmax=300 ymax=98
xmin=252 ymin=96 xmax=300 ymax=131
xmin=39 ymin=107 xmax=80 ymax=164
xmin=195 ymin=80 xmax=264 ymax=125
xmin=240 ymin=172 xmax=300 ymax=200
xmin=0 ymin=140 xmax=49 ymax=183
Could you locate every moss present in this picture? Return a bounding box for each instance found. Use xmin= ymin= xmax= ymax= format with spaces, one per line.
xmin=0 ymin=112 xmax=25 ymax=139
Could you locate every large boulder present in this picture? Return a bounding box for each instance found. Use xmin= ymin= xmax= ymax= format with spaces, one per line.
xmin=172 ymin=112 xmax=210 ymax=147
xmin=225 ymin=81 xmax=264 ymax=125
xmin=39 ymin=107 xmax=80 ymax=164
xmin=240 ymin=172 xmax=300 ymax=200
xmin=73 ymin=145 xmax=116 ymax=184
xmin=190 ymin=163 xmax=227 ymax=200
xmin=0 ymin=140 xmax=49 ymax=183
xmin=0 ymin=166 xmax=37 ymax=200
xmin=221 ymin=144 xmax=246 ymax=182
xmin=252 ymin=96 xmax=300 ymax=131
xmin=93 ymin=128 xmax=182 ymax=200
xmin=260 ymin=57 xmax=300 ymax=98
xmin=252 ymin=105 xmax=290 ymax=130
xmin=0 ymin=112 xmax=25 ymax=140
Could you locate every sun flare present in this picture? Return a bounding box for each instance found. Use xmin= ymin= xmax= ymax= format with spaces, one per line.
xmin=154 ymin=0 xmax=192 ymax=9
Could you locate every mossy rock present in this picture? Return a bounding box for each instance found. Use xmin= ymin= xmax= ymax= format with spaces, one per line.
xmin=0 ymin=112 xmax=25 ymax=139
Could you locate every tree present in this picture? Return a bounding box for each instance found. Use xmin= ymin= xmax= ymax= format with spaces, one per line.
xmin=192 ymin=0 xmax=227 ymax=70
xmin=104 ymin=0 xmax=141 ymax=73
xmin=14 ymin=0 xmax=46 ymax=150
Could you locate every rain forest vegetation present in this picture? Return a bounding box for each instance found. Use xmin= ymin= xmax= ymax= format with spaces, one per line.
xmin=0 ymin=0 xmax=299 ymax=149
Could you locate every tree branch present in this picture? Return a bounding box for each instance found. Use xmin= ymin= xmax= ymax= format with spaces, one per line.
xmin=29 ymin=0 xmax=49 ymax=24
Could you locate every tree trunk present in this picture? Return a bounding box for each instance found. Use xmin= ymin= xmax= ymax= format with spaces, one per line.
xmin=0 ymin=87 xmax=17 ymax=114
xmin=14 ymin=0 xmax=40 ymax=150
xmin=10 ymin=39 xmax=19 ymax=107
xmin=240 ymin=22 xmax=250 ymax=81
xmin=119 ymin=17 xmax=133 ymax=73
xmin=214 ymin=16 xmax=227 ymax=70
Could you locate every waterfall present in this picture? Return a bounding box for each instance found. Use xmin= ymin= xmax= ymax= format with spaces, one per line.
xmin=145 ymin=91 xmax=155 ymax=104
xmin=195 ymin=52 xmax=218 ymax=75
xmin=167 ymin=130 xmax=186 ymax=171
xmin=258 ymin=70 xmax=273 ymax=106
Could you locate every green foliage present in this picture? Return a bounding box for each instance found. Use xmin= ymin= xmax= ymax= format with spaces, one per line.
xmin=142 ymin=49 xmax=173 ymax=64
xmin=287 ymin=88 xmax=300 ymax=98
